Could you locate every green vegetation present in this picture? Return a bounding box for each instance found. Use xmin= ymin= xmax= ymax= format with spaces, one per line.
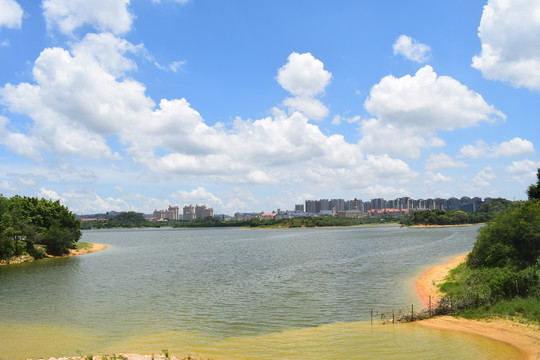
xmin=0 ymin=195 xmax=81 ymax=260
xmin=438 ymin=171 xmax=540 ymax=323
xmin=400 ymin=198 xmax=513 ymax=227
xmin=76 ymin=242 xmax=94 ymax=251
xmin=247 ymin=215 xmax=396 ymax=228
xmin=81 ymin=211 xmax=162 ymax=229
xmin=528 ymin=168 xmax=540 ymax=200
xmin=174 ymin=217 xmax=250 ymax=228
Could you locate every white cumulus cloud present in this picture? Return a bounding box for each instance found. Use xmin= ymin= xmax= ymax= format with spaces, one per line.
xmin=360 ymin=65 xmax=503 ymax=158
xmin=171 ymin=187 xmax=223 ymax=207
xmin=425 ymin=153 xmax=468 ymax=170
xmin=473 ymin=167 xmax=496 ymax=187
xmin=472 ymin=0 xmax=540 ymax=91
xmin=0 ymin=0 xmax=23 ymax=29
xmin=277 ymin=52 xmax=332 ymax=97
xmin=38 ymin=188 xmax=64 ymax=202
xmin=0 ymin=40 xmax=418 ymax=195
xmin=359 ymin=118 xmax=445 ymax=159
xmin=282 ymin=96 xmax=329 ymax=121
xmin=425 ymin=171 xmax=452 ymax=183
xmin=365 ymin=65 xmax=505 ymax=131
xmin=277 ymin=52 xmax=332 ymax=121
xmin=43 ymin=0 xmax=133 ymax=35
xmin=459 ymin=137 xmax=534 ymax=158
xmin=505 ymin=159 xmax=540 ymax=183
xmin=393 ymin=35 xmax=431 ymax=63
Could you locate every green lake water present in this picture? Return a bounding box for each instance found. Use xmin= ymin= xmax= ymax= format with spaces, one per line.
xmin=0 ymin=225 xmax=523 ymax=359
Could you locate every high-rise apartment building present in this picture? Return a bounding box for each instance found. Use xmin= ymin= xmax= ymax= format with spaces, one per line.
xmin=153 ymin=205 xmax=179 ymax=221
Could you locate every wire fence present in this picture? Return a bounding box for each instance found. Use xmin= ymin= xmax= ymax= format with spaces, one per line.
xmin=369 ymin=295 xmax=452 ymax=325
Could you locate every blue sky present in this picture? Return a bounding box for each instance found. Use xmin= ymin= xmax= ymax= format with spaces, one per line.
xmin=1 ymin=0 xmax=539 ymax=215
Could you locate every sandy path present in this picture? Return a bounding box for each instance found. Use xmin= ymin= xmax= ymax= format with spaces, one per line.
xmin=415 ymin=254 xmax=540 ymax=359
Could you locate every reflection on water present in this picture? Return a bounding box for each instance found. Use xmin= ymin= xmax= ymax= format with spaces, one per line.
xmin=0 ymin=225 xmax=521 ymax=359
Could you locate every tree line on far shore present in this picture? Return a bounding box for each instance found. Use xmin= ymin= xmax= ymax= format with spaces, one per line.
xmin=399 ymin=198 xmax=513 ymax=227
xmin=0 ymin=195 xmax=81 ymax=260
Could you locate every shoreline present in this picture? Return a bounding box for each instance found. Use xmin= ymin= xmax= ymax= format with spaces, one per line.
xmin=68 ymin=242 xmax=108 ymax=256
xmin=0 ymin=242 xmax=108 ymax=265
xmin=414 ymin=254 xmax=540 ymax=359
xmin=408 ymin=223 xmax=485 ymax=228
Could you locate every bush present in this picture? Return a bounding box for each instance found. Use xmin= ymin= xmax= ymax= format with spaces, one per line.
xmin=467 ymin=200 xmax=540 ymax=269
xmin=41 ymin=224 xmax=77 ymax=256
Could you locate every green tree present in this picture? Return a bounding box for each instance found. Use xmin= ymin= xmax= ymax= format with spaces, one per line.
xmin=527 ymin=168 xmax=540 ymax=200
xmin=0 ymin=195 xmax=81 ymax=259
xmin=41 ymin=223 xmax=76 ymax=256
xmin=467 ymin=200 xmax=540 ymax=269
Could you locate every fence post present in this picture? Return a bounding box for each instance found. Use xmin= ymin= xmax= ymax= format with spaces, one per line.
xmin=411 ymin=304 xmax=414 ymax=322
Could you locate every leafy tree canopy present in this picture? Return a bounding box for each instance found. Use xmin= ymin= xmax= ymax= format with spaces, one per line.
xmin=527 ymin=168 xmax=540 ymax=200
xmin=0 ymin=195 xmax=81 ymax=258
xmin=467 ymin=199 xmax=540 ymax=269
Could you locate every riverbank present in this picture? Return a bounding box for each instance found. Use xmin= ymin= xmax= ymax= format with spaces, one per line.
xmin=0 ymin=242 xmax=107 ymax=265
xmin=69 ymin=242 xmax=108 ymax=256
xmin=415 ymin=254 xmax=540 ymax=359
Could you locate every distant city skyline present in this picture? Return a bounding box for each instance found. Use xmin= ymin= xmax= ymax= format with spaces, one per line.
xmin=0 ymin=0 xmax=539 ymax=215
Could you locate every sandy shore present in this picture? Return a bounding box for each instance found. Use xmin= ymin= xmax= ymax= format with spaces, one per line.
xmin=69 ymin=242 xmax=108 ymax=256
xmin=415 ymin=254 xmax=540 ymax=359
xmin=0 ymin=243 xmax=108 ymax=265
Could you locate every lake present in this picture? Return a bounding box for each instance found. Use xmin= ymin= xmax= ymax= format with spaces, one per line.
xmin=0 ymin=225 xmax=522 ymax=359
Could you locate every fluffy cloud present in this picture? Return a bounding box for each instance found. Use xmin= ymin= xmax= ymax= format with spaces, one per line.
xmin=358 ymin=118 xmax=445 ymax=159
xmin=360 ymin=65 xmax=505 ymax=159
xmin=365 ymin=66 xmax=505 ymax=131
xmin=2 ymin=42 xmax=414 ymax=194
xmin=425 ymin=171 xmax=452 ymax=183
xmin=38 ymin=188 xmax=64 ymax=201
xmin=0 ymin=0 xmax=23 ymax=29
xmin=460 ymin=138 xmax=535 ymax=158
xmin=0 ymin=34 xmax=152 ymax=158
xmin=277 ymin=52 xmax=332 ymax=121
xmin=425 ymin=153 xmax=468 ymax=170
xmin=282 ymin=96 xmax=329 ymax=121
xmin=505 ymin=159 xmax=540 ymax=183
xmin=473 ymin=167 xmax=496 ymax=187
xmin=61 ymin=190 xmax=131 ymax=214
xmin=393 ymin=35 xmax=431 ymax=63
xmin=43 ymin=0 xmax=133 ymax=35
xmin=277 ymin=52 xmax=332 ymax=97
xmin=472 ymin=0 xmax=540 ymax=91
xmin=331 ymin=114 xmax=361 ymax=125
xmin=365 ymin=184 xmax=410 ymax=199
xmin=171 ymin=187 xmax=223 ymax=207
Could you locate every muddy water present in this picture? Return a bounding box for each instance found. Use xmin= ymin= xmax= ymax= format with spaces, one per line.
xmin=0 ymin=225 xmax=522 ymax=359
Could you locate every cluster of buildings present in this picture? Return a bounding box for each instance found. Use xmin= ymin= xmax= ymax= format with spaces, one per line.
xmin=182 ymin=204 xmax=214 ymax=221
xmin=302 ymin=196 xmax=486 ymax=215
xmin=234 ymin=196 xmax=497 ymax=221
xmin=152 ymin=204 xmax=214 ymax=221
xmin=153 ymin=196 xmax=500 ymax=222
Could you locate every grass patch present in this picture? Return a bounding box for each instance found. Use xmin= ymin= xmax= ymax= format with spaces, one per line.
xmin=75 ymin=242 xmax=94 ymax=251
xmin=438 ymin=261 xmax=540 ymax=324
